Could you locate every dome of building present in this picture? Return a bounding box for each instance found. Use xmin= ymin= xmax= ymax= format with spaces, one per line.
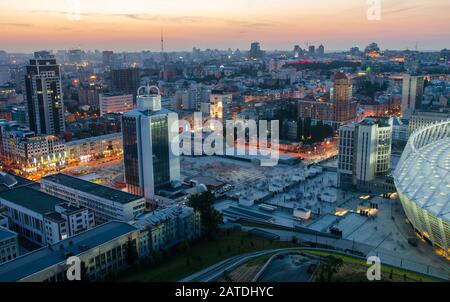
xmin=394 ymin=121 xmax=450 ymax=255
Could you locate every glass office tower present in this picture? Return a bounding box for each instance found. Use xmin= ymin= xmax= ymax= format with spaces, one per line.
xmin=122 ymin=85 xmax=180 ymax=201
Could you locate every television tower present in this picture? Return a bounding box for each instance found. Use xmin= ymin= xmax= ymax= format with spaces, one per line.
xmin=161 ymin=29 xmax=164 ymax=53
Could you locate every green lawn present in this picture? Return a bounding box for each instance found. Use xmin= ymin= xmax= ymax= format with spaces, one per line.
xmin=113 ymin=230 xmax=443 ymax=282
xmin=114 ymin=228 xmax=297 ymax=282
xmin=299 ymin=249 xmax=442 ymax=282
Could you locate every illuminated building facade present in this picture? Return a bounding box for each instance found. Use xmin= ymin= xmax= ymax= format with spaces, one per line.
xmin=338 ymin=117 xmax=393 ymax=189
xmin=401 ymin=74 xmax=424 ymax=119
xmin=0 ymin=120 xmax=67 ymax=174
xmin=333 ymin=72 xmax=356 ymax=122
xmin=24 ymin=53 xmax=65 ymax=135
xmin=394 ymin=121 xmax=450 ymax=256
xmin=122 ymin=85 xmax=180 ymax=200
xmin=65 ymin=132 xmax=122 ymax=164
xmin=296 ymin=99 xmax=336 ymax=123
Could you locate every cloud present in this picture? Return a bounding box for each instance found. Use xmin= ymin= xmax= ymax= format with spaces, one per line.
xmin=0 ymin=23 xmax=33 ymax=27
xmin=21 ymin=9 xmax=276 ymax=28
xmin=382 ymin=5 xmax=422 ymax=16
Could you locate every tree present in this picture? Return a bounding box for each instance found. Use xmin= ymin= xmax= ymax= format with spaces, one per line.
xmin=316 ymin=256 xmax=344 ymax=282
xmin=297 ymin=118 xmax=304 ymax=141
xmin=303 ymin=118 xmax=312 ymax=140
xmin=177 ymin=240 xmax=190 ymax=254
xmin=187 ymin=190 xmax=223 ymax=237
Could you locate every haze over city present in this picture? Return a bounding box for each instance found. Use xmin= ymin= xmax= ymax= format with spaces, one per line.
xmin=1 ymin=0 xmax=449 ymax=52
xmin=0 ymin=0 xmax=449 ymax=292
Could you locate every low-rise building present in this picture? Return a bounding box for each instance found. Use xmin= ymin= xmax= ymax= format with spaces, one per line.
xmin=408 ymin=110 xmax=450 ymax=135
xmin=0 ymin=187 xmax=95 ymax=246
xmin=65 ymin=132 xmax=122 ymax=163
xmin=130 ymin=205 xmax=201 ymax=256
xmin=0 ymin=226 xmax=19 ymax=264
xmin=0 ymin=213 xmax=8 ymax=228
xmin=41 ymin=173 xmax=146 ymax=223
xmin=99 ymin=93 xmax=134 ymax=116
xmin=0 ymin=221 xmax=141 ymax=282
xmin=0 ymin=120 xmax=67 ymax=173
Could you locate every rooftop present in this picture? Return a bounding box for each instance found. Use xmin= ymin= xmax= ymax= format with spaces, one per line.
xmin=42 ymin=173 xmax=143 ymax=205
xmin=359 ymin=116 xmax=393 ymax=127
xmin=124 ymin=107 xmax=173 ymax=117
xmin=132 ymin=205 xmax=194 ymax=228
xmin=395 ymin=121 xmax=450 ymax=221
xmin=44 ymin=212 xmax=65 ymax=223
xmin=0 ymin=173 xmax=35 ymax=192
xmin=0 ymin=221 xmax=137 ymax=282
xmin=0 ymin=226 xmax=17 ymax=241
xmin=0 ymin=187 xmax=64 ymax=215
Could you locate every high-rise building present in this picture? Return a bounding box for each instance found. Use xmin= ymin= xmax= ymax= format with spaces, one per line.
xmin=111 ymin=68 xmax=140 ymax=103
xmin=0 ymin=66 xmax=10 ymax=86
xmin=122 ymin=85 xmax=180 ymax=200
xmin=102 ymin=50 xmax=114 ymax=69
xmin=350 ymin=46 xmax=361 ymax=56
xmin=401 ymin=74 xmax=424 ymax=119
xmin=364 ymin=42 xmax=380 ymax=54
xmin=68 ymin=49 xmax=83 ymax=63
xmin=338 ymin=117 xmax=393 ymax=189
xmin=99 ymin=93 xmax=134 ymax=116
xmin=11 ymin=106 xmax=27 ymax=126
xmin=317 ymin=44 xmax=325 ymax=56
xmin=293 ymin=45 xmax=302 ymax=58
xmin=333 ymin=72 xmax=355 ymax=122
xmin=440 ymin=48 xmax=450 ymax=62
xmin=78 ymin=82 xmax=102 ymax=110
xmin=308 ymin=45 xmax=315 ymax=56
xmin=24 ymin=53 xmax=65 ymax=135
xmin=249 ymin=42 xmax=263 ymax=59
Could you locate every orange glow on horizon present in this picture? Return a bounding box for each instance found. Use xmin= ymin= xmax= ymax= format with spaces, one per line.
xmin=0 ymin=0 xmax=449 ymax=52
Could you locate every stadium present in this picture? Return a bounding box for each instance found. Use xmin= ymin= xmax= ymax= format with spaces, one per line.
xmin=394 ymin=121 xmax=450 ymax=257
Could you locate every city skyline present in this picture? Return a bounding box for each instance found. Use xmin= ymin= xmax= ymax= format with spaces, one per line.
xmin=0 ymin=0 xmax=449 ymax=52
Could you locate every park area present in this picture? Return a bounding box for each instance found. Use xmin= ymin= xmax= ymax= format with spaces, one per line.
xmin=113 ymin=228 xmax=297 ymax=282
xmin=112 ymin=227 xmax=442 ymax=282
xmin=216 ymin=250 xmax=443 ymax=282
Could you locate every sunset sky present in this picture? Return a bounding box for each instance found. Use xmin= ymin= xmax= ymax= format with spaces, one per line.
xmin=0 ymin=0 xmax=449 ymax=52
